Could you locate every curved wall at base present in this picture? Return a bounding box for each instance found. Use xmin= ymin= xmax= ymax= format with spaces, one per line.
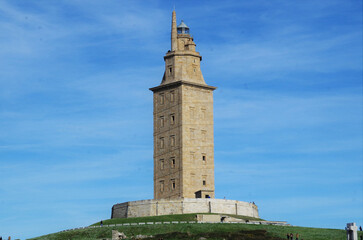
xmin=111 ymin=198 xmax=259 ymax=219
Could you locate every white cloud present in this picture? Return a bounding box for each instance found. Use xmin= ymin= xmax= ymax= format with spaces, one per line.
xmin=0 ymin=1 xmax=362 ymax=239
xmin=203 ymin=31 xmax=361 ymax=76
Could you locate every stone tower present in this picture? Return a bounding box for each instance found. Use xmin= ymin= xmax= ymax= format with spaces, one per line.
xmin=112 ymin=11 xmax=259 ymax=220
xmin=150 ymin=11 xmax=216 ymax=200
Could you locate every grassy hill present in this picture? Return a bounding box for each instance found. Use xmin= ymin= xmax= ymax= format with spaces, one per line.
xmin=29 ymin=214 xmax=362 ymax=240
xmin=89 ymin=213 xmax=264 ymax=226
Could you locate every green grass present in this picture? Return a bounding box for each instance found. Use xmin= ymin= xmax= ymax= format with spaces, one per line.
xmin=28 ymin=214 xmax=363 ymax=240
xmin=90 ymin=213 xmax=197 ymax=226
xmin=216 ymin=213 xmax=265 ymax=221
xmin=90 ymin=213 xmax=263 ymax=226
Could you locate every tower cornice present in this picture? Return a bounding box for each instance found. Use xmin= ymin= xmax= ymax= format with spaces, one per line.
xmin=164 ymin=51 xmax=202 ymax=60
xmin=149 ymin=80 xmax=216 ymax=93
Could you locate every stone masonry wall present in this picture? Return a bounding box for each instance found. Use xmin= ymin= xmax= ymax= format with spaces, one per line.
xmin=153 ymin=85 xmax=183 ymax=200
xmin=111 ymin=198 xmax=259 ymax=219
xmin=181 ymin=84 xmax=215 ymax=198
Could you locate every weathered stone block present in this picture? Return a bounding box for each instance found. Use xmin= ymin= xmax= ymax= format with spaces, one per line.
xmin=111 ymin=198 xmax=259 ymax=219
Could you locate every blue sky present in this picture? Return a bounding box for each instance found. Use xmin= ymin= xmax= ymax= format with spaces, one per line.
xmin=0 ymin=0 xmax=362 ymax=239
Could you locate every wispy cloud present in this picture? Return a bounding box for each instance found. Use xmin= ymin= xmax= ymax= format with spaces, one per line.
xmin=203 ymin=29 xmax=361 ymax=78
xmin=215 ymin=89 xmax=361 ymax=134
xmin=0 ymin=1 xmax=362 ymax=239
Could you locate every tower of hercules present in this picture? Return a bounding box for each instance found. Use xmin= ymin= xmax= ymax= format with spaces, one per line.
xmin=111 ymin=11 xmax=259 ymax=219
xmin=150 ymin=11 xmax=216 ymax=200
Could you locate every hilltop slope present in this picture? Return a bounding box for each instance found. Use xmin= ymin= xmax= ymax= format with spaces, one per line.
xmin=28 ymin=214 xmax=361 ymax=240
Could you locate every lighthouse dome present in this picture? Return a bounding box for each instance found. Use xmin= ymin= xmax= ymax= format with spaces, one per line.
xmin=177 ymin=20 xmax=189 ymax=34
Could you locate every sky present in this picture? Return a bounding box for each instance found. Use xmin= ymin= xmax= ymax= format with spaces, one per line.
xmin=0 ymin=0 xmax=362 ymax=239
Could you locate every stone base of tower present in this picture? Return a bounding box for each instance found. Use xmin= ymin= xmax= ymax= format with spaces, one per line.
xmin=111 ymin=198 xmax=259 ymax=219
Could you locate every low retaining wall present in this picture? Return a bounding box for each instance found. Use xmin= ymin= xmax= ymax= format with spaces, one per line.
xmin=111 ymin=198 xmax=259 ymax=219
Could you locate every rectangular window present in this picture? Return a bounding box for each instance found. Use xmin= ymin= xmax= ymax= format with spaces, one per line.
xmin=202 ymin=175 xmax=207 ymax=186
xmin=159 ymin=93 xmax=164 ymax=104
xmin=170 ymin=135 xmax=175 ymax=147
xmin=160 ymin=181 xmax=164 ymax=192
xmin=171 ymin=157 xmax=176 ymax=168
xmin=170 ymin=114 xmax=175 ymax=125
xmin=159 ymin=116 xmax=164 ymax=128
xmin=190 ymin=152 xmax=195 ymax=162
xmin=201 ymin=130 xmax=206 ymax=142
xmin=160 ymin=159 xmax=164 ymax=170
xmin=160 ymin=137 xmax=164 ymax=149
xmin=190 ymin=173 xmax=195 ymax=184
xmin=170 ymin=90 xmax=175 ymax=102
xmin=201 ymin=108 xmax=206 ymax=119
xmin=189 ymin=107 xmax=195 ymax=119
xmin=190 ymin=128 xmax=195 ymax=139
xmin=202 ymin=154 xmax=206 ymax=164
xmin=171 ymin=179 xmax=176 ymax=190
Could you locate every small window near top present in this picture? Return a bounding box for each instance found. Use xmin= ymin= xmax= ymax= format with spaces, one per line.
xmin=159 ymin=116 xmax=164 ymax=128
xmin=190 ymin=152 xmax=195 ymax=162
xmin=169 ymin=67 xmax=172 ymax=74
xmin=160 ymin=137 xmax=164 ymax=149
xmin=189 ymin=107 xmax=195 ymax=119
xmin=203 ymin=180 xmax=206 ymax=186
xmin=160 ymin=181 xmax=164 ymax=192
xmin=159 ymin=93 xmax=164 ymax=104
xmin=201 ymin=108 xmax=206 ymax=119
xmin=170 ymin=114 xmax=175 ymax=125
xmin=170 ymin=91 xmax=175 ymax=102
xmin=202 ymin=154 xmax=206 ymax=164
xmin=202 ymin=130 xmax=206 ymax=142
xmin=190 ymin=128 xmax=195 ymax=139
xmin=160 ymin=159 xmax=164 ymax=170
xmin=171 ymin=158 xmax=176 ymax=168
xmin=171 ymin=179 xmax=176 ymax=190
xmin=170 ymin=135 xmax=175 ymax=147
